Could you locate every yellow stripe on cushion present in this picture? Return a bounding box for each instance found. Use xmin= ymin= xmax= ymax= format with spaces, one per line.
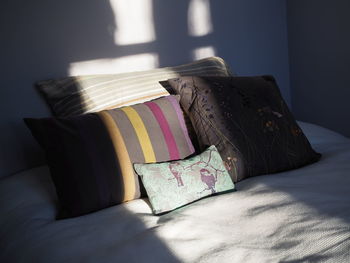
xmin=98 ymin=111 xmax=136 ymax=202
xmin=122 ymin=107 xmax=156 ymax=163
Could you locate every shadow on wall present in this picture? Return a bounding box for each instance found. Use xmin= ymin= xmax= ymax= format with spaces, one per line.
xmin=1 ymin=0 xmax=291 ymax=178
xmin=1 ymin=0 xmax=119 ymax=176
xmin=287 ymin=0 xmax=350 ymax=137
xmin=1 ymin=0 xmax=220 ymax=177
xmin=69 ymin=0 xmax=218 ymax=75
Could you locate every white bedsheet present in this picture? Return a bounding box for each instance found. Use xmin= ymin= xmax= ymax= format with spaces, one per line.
xmin=0 ymin=122 xmax=349 ymax=262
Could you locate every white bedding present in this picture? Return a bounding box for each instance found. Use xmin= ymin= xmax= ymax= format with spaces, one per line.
xmin=0 ymin=122 xmax=349 ymax=262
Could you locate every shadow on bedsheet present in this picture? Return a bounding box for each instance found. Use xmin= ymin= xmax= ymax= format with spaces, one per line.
xmin=236 ymin=143 xmax=350 ymax=225
xmin=0 ymin=167 xmax=181 ymax=263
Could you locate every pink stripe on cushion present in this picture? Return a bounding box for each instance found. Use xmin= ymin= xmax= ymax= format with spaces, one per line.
xmin=166 ymin=96 xmax=195 ymax=154
xmin=144 ymin=102 xmax=180 ymax=160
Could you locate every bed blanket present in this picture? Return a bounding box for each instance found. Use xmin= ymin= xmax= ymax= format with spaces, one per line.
xmin=0 ymin=122 xmax=349 ymax=262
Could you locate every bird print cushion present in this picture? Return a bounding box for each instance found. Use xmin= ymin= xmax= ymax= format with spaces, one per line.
xmin=134 ymin=145 xmax=235 ymax=214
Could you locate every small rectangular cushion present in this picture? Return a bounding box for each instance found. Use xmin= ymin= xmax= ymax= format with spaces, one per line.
xmin=134 ymin=145 xmax=235 ymax=214
xmin=37 ymin=57 xmax=232 ymax=117
xmin=24 ymin=95 xmax=194 ymax=218
xmin=161 ymin=76 xmax=321 ymax=182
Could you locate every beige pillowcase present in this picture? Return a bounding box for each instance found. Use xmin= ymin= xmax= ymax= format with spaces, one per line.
xmin=37 ymin=57 xmax=232 ymax=117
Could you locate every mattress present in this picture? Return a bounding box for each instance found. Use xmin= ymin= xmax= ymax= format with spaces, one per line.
xmin=0 ymin=122 xmax=349 ymax=262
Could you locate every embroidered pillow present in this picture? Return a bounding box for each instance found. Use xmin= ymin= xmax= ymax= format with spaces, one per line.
xmin=24 ymin=95 xmax=194 ymax=218
xmin=161 ymin=76 xmax=321 ymax=182
xmin=134 ymin=145 xmax=235 ymax=214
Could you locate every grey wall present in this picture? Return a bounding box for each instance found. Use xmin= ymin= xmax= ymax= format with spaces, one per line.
xmin=287 ymin=0 xmax=350 ymax=137
xmin=0 ymin=0 xmax=290 ymax=177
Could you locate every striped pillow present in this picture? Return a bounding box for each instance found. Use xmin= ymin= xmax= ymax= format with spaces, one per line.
xmin=36 ymin=57 xmax=232 ymax=117
xmin=24 ymin=95 xmax=194 ymax=218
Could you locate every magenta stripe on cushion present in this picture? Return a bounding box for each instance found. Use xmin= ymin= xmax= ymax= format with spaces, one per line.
xmin=144 ymin=102 xmax=180 ymax=160
xmin=166 ymin=96 xmax=195 ymax=154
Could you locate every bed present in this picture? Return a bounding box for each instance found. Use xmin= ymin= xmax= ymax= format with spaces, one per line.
xmin=1 ymin=121 xmax=349 ymax=263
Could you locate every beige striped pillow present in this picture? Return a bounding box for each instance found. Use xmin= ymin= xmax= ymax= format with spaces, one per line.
xmin=36 ymin=57 xmax=232 ymax=117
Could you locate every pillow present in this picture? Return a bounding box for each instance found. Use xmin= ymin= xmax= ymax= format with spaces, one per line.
xmin=24 ymin=95 xmax=195 ymax=218
xmin=134 ymin=145 xmax=235 ymax=214
xmin=37 ymin=57 xmax=232 ymax=117
xmin=160 ymin=76 xmax=321 ymax=182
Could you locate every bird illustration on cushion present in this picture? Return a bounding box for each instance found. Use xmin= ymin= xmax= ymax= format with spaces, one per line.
xmin=199 ymin=168 xmax=217 ymax=194
xmin=169 ymin=162 xmax=184 ymax=187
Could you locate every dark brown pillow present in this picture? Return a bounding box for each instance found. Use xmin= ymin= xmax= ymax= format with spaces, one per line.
xmin=160 ymin=76 xmax=321 ymax=182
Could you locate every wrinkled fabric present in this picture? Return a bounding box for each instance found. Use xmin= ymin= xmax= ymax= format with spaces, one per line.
xmin=0 ymin=122 xmax=349 ymax=263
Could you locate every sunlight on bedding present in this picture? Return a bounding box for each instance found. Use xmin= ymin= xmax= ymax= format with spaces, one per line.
xmin=110 ymin=0 xmax=156 ymax=45
xmin=188 ymin=0 xmax=213 ymax=37
xmin=68 ymin=53 xmax=159 ymax=76
xmin=122 ymin=177 xmax=350 ymax=262
xmin=192 ymin=46 xmax=216 ymax=60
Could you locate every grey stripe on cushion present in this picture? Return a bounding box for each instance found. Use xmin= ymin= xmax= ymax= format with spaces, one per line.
xmin=37 ymin=57 xmax=232 ymax=117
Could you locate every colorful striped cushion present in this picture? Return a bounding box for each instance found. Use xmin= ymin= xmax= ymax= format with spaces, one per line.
xmin=24 ymin=95 xmax=194 ymax=218
xmin=36 ymin=57 xmax=232 ymax=117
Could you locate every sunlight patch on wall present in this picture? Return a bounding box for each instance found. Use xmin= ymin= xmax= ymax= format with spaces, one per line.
xmin=110 ymin=0 xmax=156 ymax=45
xmin=192 ymin=46 xmax=216 ymax=60
xmin=188 ymin=0 xmax=213 ymax=37
xmin=69 ymin=53 xmax=159 ymax=76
